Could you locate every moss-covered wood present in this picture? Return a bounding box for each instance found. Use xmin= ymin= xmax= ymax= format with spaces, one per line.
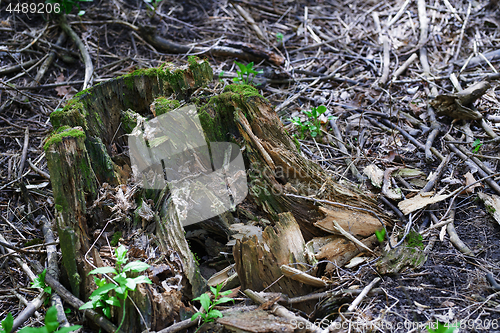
xmin=45 ymin=59 xmax=394 ymax=332
xmin=45 ymin=127 xmax=97 ymax=297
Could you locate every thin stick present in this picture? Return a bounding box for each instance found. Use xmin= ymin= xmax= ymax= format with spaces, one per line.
xmin=347 ymin=277 xmax=380 ymax=312
xmin=332 ymin=221 xmax=375 ymax=254
xmin=453 ymin=2 xmax=471 ymax=61
xmin=391 ymin=53 xmax=418 ymax=83
xmin=18 ymin=127 xmax=29 ymax=178
xmin=446 ymin=201 xmax=473 ymax=255
xmin=380 ymin=35 xmax=391 ymax=85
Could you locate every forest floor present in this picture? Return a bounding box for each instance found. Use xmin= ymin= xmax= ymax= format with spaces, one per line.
xmin=1 ymin=0 xmax=500 ymax=332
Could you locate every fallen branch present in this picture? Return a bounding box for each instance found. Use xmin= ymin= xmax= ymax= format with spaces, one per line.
xmin=41 ymin=215 xmax=69 ymax=327
xmin=59 ymin=16 xmax=93 ymax=90
xmin=138 ymin=26 xmax=284 ymax=66
xmin=244 ymin=289 xmax=323 ymax=333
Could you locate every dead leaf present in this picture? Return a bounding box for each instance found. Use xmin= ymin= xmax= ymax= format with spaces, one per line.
xmin=54 ymin=73 xmax=73 ymax=98
xmin=314 ymin=206 xmax=382 ymax=237
xmin=363 ymin=164 xmax=383 ymax=188
xmin=463 ymin=172 xmax=482 ymax=193
xmin=398 ymin=192 xmax=452 ymax=215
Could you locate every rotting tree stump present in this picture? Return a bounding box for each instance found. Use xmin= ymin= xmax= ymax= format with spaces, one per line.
xmin=45 ymin=58 xmax=393 ymax=332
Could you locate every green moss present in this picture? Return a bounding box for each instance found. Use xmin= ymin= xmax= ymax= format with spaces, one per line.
xmin=110 ymin=231 xmax=122 ymax=246
xmin=55 ymin=204 xmax=63 ymax=212
xmin=188 ymin=55 xmax=199 ymax=68
xmin=59 ymin=227 xmax=81 ymax=297
xmin=121 ymin=109 xmax=141 ymax=133
xmin=44 ymin=127 xmax=86 ymax=151
xmin=152 ymin=97 xmax=180 ymax=116
xmin=224 ymin=84 xmax=263 ymax=99
xmin=406 ymin=230 xmax=424 ymax=249
xmin=486 ymin=204 xmax=496 ymax=214
xmin=50 ymin=100 xmax=88 ymax=130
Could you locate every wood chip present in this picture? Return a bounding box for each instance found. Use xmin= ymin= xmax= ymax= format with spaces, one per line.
xmin=398 ymin=192 xmax=452 ymax=215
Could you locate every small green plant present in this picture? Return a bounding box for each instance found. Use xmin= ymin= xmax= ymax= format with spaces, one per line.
xmin=1 ymin=313 xmax=13 ymax=333
xmin=18 ymin=306 xmax=80 ymax=333
xmin=218 ymin=71 xmax=225 ymax=83
xmin=45 ymin=0 xmax=92 ymax=15
xmin=32 ymin=269 xmax=52 ymax=295
xmin=375 ymin=228 xmax=386 ymax=243
xmin=289 ymin=117 xmax=311 ymax=140
xmin=427 ymin=321 xmax=459 ymax=333
xmin=288 ymin=105 xmax=333 ymax=139
xmin=472 ymin=138 xmax=482 ymax=153
xmin=191 ymin=284 xmax=234 ymax=331
xmin=80 ymin=245 xmax=152 ymax=331
xmin=233 ymin=61 xmax=263 ymax=85
xmin=276 ymin=32 xmax=284 ymax=43
xmin=303 ymin=105 xmax=329 ymax=138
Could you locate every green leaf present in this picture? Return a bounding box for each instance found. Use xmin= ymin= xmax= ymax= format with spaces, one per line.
xmin=79 ymin=301 xmax=95 ymax=310
xmin=102 ymin=306 xmax=111 ymax=318
xmin=94 ymin=276 xmax=108 ymax=287
xmin=234 ymin=61 xmax=246 ymax=73
xmin=115 ymin=285 xmax=128 ymax=298
xmin=115 ymin=245 xmax=128 ymax=265
xmin=89 ymin=267 xmax=117 ymax=275
xmin=113 ymin=273 xmax=128 ymax=287
xmin=193 ymin=293 xmax=211 ymax=312
xmin=220 ymin=290 xmax=232 ymax=296
xmin=32 ymin=269 xmax=49 ymax=291
xmin=213 ymin=297 xmax=234 ymax=306
xmin=375 ymin=228 xmax=386 ymax=243
xmin=206 ymin=309 xmax=223 ymax=320
xmin=44 ymin=306 xmax=60 ymax=332
xmin=1 ymin=313 xmax=14 ymax=333
xmin=122 ymin=261 xmax=150 ymax=273
xmin=90 ymin=283 xmax=116 ymax=297
xmin=472 ymin=138 xmax=482 ymax=153
xmin=18 ymin=327 xmax=48 ymax=333
xmin=128 ymin=276 xmax=152 ymax=287
xmin=191 ymin=312 xmax=202 ymax=321
xmin=317 ymin=105 xmax=327 ymax=114
xmin=105 ymin=297 xmax=121 ymax=307
xmin=209 ymin=285 xmax=217 ymax=296
xmin=55 ymin=325 xmax=81 ymax=333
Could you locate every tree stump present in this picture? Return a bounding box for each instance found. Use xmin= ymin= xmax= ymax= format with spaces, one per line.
xmin=45 ymin=58 xmax=393 ymax=331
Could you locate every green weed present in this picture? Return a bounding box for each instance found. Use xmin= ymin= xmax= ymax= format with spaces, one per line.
xmin=18 ymin=306 xmax=80 ymax=333
xmin=288 ymin=105 xmax=334 ymax=139
xmin=80 ymin=245 xmax=152 ymax=331
xmin=472 ymin=138 xmax=482 ymax=153
xmin=191 ymin=284 xmax=234 ymax=332
xmin=233 ymin=61 xmax=263 ymax=85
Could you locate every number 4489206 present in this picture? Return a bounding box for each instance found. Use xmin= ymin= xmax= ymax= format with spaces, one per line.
xmin=6 ymin=2 xmax=61 ymax=14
